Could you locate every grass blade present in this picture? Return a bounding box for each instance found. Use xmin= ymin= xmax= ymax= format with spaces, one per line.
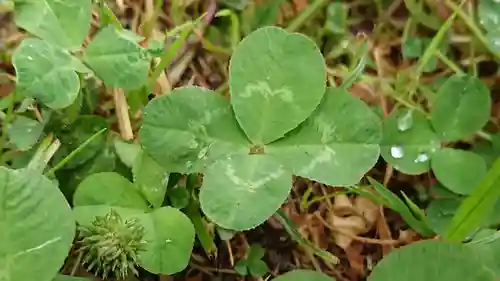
xmin=444 ymin=157 xmax=500 ymax=242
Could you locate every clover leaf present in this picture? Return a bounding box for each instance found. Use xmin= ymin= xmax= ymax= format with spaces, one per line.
xmin=83 ymin=25 xmax=151 ymax=90
xmin=12 ymin=38 xmax=89 ymax=109
xmin=13 ymin=0 xmax=92 ymax=50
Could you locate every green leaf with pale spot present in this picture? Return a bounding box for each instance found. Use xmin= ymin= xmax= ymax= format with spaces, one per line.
xmin=381 ymin=109 xmax=441 ymax=175
xmin=430 ymin=75 xmax=491 ymax=141
xmin=12 ymin=39 xmax=87 ymax=109
xmin=7 ymin=116 xmax=44 ymax=151
xmin=138 ymin=206 xmax=195 ymax=274
xmin=0 ymin=167 xmax=75 ymax=281
xmin=84 ymin=25 xmax=150 ymax=90
xmin=431 ymin=148 xmax=487 ymax=195
xmin=132 ymin=151 xmax=169 ymax=208
xmin=139 ymin=86 xmax=250 ymax=174
xmin=13 ymin=0 xmax=92 ymax=50
xmin=367 ymin=240 xmax=495 ymax=281
xmin=266 ymin=87 xmax=381 ymax=186
xmin=229 ymin=26 xmax=326 ymax=144
xmin=73 ymin=172 xmax=149 ymax=210
xmin=273 ymin=270 xmax=333 ymax=281
xmin=200 ymin=154 xmax=292 ymax=230
xmin=478 ymin=0 xmax=500 ymax=32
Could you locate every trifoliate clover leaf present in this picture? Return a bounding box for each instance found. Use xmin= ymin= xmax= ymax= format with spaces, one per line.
xmin=84 ymin=25 xmax=151 ymax=90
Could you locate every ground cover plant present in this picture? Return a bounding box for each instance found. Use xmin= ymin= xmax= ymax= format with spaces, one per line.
xmin=3 ymin=0 xmax=500 ymax=281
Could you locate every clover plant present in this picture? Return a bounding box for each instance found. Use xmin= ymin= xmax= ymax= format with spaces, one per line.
xmin=3 ymin=0 xmax=500 ymax=280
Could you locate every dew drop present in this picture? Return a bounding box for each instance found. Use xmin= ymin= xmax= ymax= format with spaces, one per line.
xmin=397 ymin=109 xmax=413 ymax=132
xmin=390 ymin=146 xmax=404 ymax=159
xmin=414 ymin=153 xmax=429 ymax=163
xmin=27 ymin=56 xmax=33 ymax=61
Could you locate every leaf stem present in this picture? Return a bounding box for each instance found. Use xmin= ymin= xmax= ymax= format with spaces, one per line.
xmin=287 ymin=0 xmax=329 ymax=32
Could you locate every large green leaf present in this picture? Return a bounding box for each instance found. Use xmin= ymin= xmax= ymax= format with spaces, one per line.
xmin=12 ymin=39 xmax=88 ymax=109
xmin=430 ymin=75 xmax=491 ymax=141
xmin=132 ymin=151 xmax=169 ymax=208
xmin=468 ymin=229 xmax=500 ymax=277
xmin=0 ymin=167 xmax=75 ymax=281
xmin=200 ymin=154 xmax=292 ymax=230
xmin=13 ymin=0 xmax=92 ymax=50
xmin=83 ymin=25 xmax=150 ymax=90
xmin=140 ymin=86 xmax=250 ymax=173
xmin=267 ymin=87 xmax=381 ymax=186
xmin=272 ymin=270 xmax=333 ymax=281
xmin=73 ymin=172 xmax=149 ymax=210
xmin=229 ymin=26 xmax=326 ymax=144
xmin=431 ymin=148 xmax=487 ymax=195
xmin=138 ymin=207 xmax=195 ymax=274
xmin=381 ymin=109 xmax=441 ymax=175
xmin=367 ymin=240 xmax=495 ymax=281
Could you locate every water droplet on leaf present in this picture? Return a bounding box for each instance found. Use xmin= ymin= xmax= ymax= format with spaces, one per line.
xmin=397 ymin=109 xmax=413 ymax=132
xmin=27 ymin=56 xmax=33 ymax=61
xmin=414 ymin=153 xmax=429 ymax=163
xmin=391 ymin=146 xmax=404 ymax=159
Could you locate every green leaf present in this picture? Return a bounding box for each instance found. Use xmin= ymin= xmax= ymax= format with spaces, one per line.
xmin=12 ymin=39 xmax=86 ymax=109
xmin=267 ymin=87 xmax=381 ymax=186
xmin=367 ymin=240 xmax=495 ymax=281
xmin=138 ymin=207 xmax=195 ymax=275
xmin=0 ymin=167 xmax=75 ymax=281
xmin=243 ymin=0 xmax=283 ymax=33
xmin=431 ymin=149 xmax=487 ymax=195
xmin=249 ymin=259 xmax=268 ymax=277
xmin=7 ymin=115 xmax=44 ymax=151
xmin=229 ymin=26 xmax=326 ymax=144
xmin=381 ymin=109 xmax=441 ymax=175
xmin=426 ymin=197 xmax=462 ymax=235
xmin=139 ymin=86 xmax=250 ymax=173
xmin=468 ymin=229 xmax=500 ymax=277
xmin=200 ymin=154 xmax=292 ymax=230
xmin=430 ymin=75 xmax=491 ymax=141
xmin=486 ymin=29 xmax=500 ymax=52
xmin=218 ymin=0 xmax=249 ymax=10
xmin=402 ymin=37 xmax=425 ymax=58
xmin=472 ymin=133 xmax=500 ymax=168
xmin=168 ymin=187 xmax=190 ymax=209
xmin=324 ymin=3 xmax=347 ymax=35
xmin=113 ymin=139 xmax=142 ymax=168
xmin=247 ymin=244 xmax=265 ymax=262
xmin=13 ymin=0 xmax=92 ymax=50
xmin=73 ymin=172 xmax=149 ymax=210
xmin=132 ymin=151 xmax=169 ymax=208
xmin=83 ymin=25 xmax=150 ymax=90
xmin=234 ymin=260 xmax=248 ymax=275
xmin=444 ymin=157 xmax=500 ymax=242
xmin=272 ymin=270 xmax=333 ymax=281
xmin=478 ymin=0 xmax=500 ymax=32
xmin=53 ymin=115 xmax=108 ymax=169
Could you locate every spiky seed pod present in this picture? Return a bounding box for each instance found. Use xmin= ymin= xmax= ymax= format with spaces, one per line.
xmin=76 ymin=209 xmax=147 ymax=280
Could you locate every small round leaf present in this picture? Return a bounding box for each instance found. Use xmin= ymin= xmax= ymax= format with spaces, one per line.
xmin=0 ymin=167 xmax=75 ymax=281
xmin=273 ymin=270 xmax=333 ymax=281
xmin=229 ymin=26 xmax=326 ymax=144
xmin=430 ymin=75 xmax=491 ymax=141
xmin=140 ymin=86 xmax=250 ymax=173
xmin=13 ymin=39 xmax=85 ymax=109
xmin=200 ymin=154 xmax=292 ymax=230
xmin=367 ymin=240 xmax=495 ymax=281
xmin=381 ymin=109 xmax=441 ymax=175
xmin=431 ymin=148 xmax=487 ymax=195
xmin=73 ymin=172 xmax=149 ymax=210
xmin=138 ymin=207 xmax=195 ymax=274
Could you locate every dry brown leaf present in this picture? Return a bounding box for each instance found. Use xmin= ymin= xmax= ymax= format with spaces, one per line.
xmin=333 ymin=194 xmax=354 ymax=216
xmin=329 ymin=215 xmax=367 ymax=249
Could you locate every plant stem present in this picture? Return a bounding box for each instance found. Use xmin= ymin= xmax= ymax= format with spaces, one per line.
xmin=110 ymin=88 xmax=134 ymax=140
xmin=287 ymin=0 xmax=329 ymax=32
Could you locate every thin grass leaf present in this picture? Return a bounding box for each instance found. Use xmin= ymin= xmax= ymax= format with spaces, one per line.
xmin=367 ymin=177 xmax=434 ymax=236
xmin=274 ymin=209 xmax=339 ymax=264
xmin=444 ymin=157 xmax=500 ymax=242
